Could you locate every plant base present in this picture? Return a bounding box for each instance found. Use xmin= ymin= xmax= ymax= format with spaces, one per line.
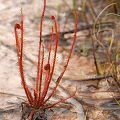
xmin=21 ymin=104 xmax=47 ymax=120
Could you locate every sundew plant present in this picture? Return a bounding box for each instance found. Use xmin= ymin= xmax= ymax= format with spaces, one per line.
xmin=14 ymin=0 xmax=78 ymax=119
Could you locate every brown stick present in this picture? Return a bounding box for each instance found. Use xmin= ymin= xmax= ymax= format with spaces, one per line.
xmin=67 ymin=74 xmax=112 ymax=82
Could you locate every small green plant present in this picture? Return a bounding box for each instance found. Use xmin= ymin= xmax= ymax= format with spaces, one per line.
xmin=14 ymin=0 xmax=78 ymax=119
xmin=73 ymin=0 xmax=77 ymax=10
xmin=82 ymin=41 xmax=91 ymax=56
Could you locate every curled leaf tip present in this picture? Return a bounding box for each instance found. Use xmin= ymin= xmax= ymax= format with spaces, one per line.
xmin=44 ymin=64 xmax=50 ymax=70
xmin=15 ymin=23 xmax=21 ymax=29
xmin=51 ymin=15 xmax=55 ymax=20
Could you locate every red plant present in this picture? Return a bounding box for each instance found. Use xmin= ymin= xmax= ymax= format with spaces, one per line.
xmin=14 ymin=0 xmax=78 ymax=119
